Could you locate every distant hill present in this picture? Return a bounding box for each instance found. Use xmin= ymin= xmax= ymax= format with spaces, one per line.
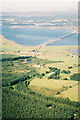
xmin=2 ymin=11 xmax=77 ymax=18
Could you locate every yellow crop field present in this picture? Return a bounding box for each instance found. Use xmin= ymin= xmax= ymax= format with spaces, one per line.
xmin=29 ymin=77 xmax=78 ymax=101
xmin=56 ymin=83 xmax=79 ymax=101
xmin=29 ymin=77 xmax=78 ymax=89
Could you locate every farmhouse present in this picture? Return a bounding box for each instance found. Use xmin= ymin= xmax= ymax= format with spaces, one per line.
xmin=33 ymin=64 xmax=43 ymax=68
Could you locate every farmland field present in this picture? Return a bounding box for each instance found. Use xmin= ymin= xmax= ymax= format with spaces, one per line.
xmin=29 ymin=77 xmax=79 ymax=101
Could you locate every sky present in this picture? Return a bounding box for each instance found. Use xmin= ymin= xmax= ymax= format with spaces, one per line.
xmin=0 ymin=0 xmax=79 ymax=12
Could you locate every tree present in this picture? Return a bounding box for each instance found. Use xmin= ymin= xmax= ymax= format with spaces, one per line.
xmin=25 ymin=81 xmax=30 ymax=87
xmin=70 ymin=73 xmax=80 ymax=81
xmin=63 ymin=78 xmax=68 ymax=80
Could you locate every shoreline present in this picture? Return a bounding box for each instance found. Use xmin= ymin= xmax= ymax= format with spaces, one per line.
xmin=9 ymin=25 xmax=78 ymax=33
xmin=1 ymin=34 xmax=78 ymax=48
xmin=1 ymin=34 xmax=78 ymax=56
xmin=2 ymin=25 xmax=78 ymax=50
xmin=1 ymin=26 xmax=78 ymax=48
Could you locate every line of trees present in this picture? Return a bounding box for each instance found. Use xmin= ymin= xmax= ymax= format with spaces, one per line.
xmin=1 ymin=56 xmax=32 ymax=61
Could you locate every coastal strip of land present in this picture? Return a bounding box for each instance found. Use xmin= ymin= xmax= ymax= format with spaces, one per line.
xmin=36 ymin=30 xmax=76 ymax=50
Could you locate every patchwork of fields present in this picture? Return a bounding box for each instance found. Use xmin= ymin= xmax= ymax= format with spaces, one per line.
xmin=1 ymin=36 xmax=80 ymax=118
